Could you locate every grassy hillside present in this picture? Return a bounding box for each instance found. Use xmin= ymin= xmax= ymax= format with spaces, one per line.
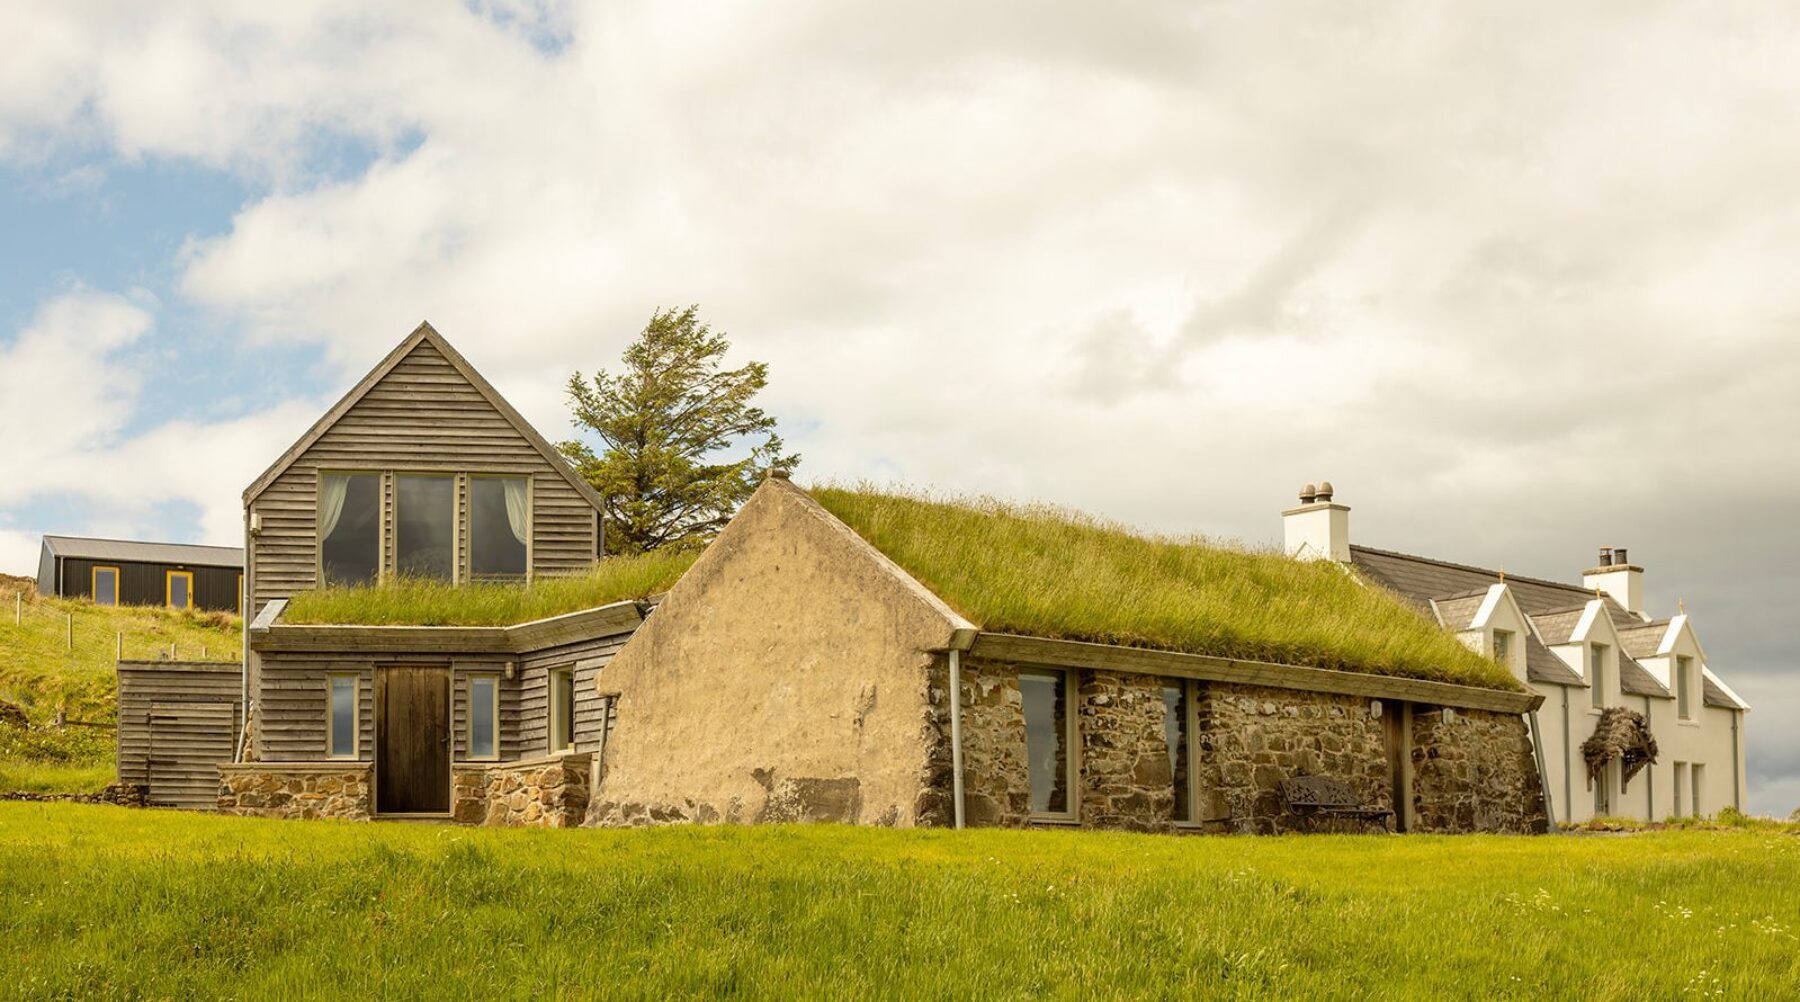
xmin=815 ymin=487 xmax=1519 ymax=689
xmin=0 ymin=583 xmax=241 ymax=793
xmin=1 ymin=806 xmax=1796 ymax=999
xmin=283 ymin=549 xmax=697 ymax=626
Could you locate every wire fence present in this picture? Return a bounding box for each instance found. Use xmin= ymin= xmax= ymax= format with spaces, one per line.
xmin=3 ymin=587 xmax=242 ymax=667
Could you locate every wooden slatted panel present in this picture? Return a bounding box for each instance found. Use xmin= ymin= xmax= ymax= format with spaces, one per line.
xmin=256 ymin=658 xmax=374 ymax=761
xmin=116 ymin=663 xmax=242 ymax=800
xmin=516 ymin=635 xmax=630 ymax=756
xmin=146 ymin=702 xmax=238 ymax=810
xmin=247 ymin=340 xmax=599 ymax=612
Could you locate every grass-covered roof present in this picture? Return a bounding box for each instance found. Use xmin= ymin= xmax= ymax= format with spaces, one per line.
xmin=281 ymin=549 xmax=697 ymax=627
xmin=812 ymin=487 xmax=1520 ymax=691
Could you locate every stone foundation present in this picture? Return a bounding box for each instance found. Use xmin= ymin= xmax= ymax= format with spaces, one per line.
xmin=454 ymin=753 xmax=592 ymax=828
xmin=217 ymin=763 xmax=372 ymax=820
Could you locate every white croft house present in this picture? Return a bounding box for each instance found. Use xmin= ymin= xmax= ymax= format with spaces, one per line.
xmin=1284 ymin=485 xmax=1749 ymax=825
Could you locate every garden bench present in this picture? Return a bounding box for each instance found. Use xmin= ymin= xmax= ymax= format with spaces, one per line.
xmin=1281 ymin=775 xmax=1393 ymax=832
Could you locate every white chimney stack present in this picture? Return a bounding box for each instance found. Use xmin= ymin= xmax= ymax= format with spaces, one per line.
xmin=1283 ymin=481 xmax=1350 ymax=562
xmin=1583 ymin=545 xmax=1645 ymax=616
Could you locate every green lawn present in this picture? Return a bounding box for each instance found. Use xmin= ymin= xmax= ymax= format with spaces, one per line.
xmin=2 ymin=805 xmax=1795 ymax=999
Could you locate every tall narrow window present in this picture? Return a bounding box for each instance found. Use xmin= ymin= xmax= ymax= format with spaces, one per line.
xmin=1676 ymin=656 xmax=1694 ymax=720
xmin=395 ymin=475 xmax=455 ymax=580
xmin=1491 ymin=630 xmax=1512 ymax=665
xmin=1020 ymin=670 xmax=1074 ymax=818
xmin=166 ymin=570 xmax=194 ymax=610
xmin=1589 ymin=644 xmax=1608 ymax=709
xmin=319 ymin=473 xmax=381 ymax=586
xmin=470 ymin=476 xmax=529 ymax=580
xmin=92 ymin=566 xmax=119 ymax=606
xmin=1690 ymin=763 xmax=1706 ymax=815
xmin=328 ymin=675 xmax=359 ymax=758
xmin=468 ymin=675 xmax=499 ymax=760
xmin=548 ymin=667 xmax=575 ymax=753
xmin=1673 ymin=761 xmax=1688 ymax=815
xmin=1162 ymin=682 xmax=1190 ymax=823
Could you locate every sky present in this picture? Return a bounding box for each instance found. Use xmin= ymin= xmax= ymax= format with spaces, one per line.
xmin=1 ymin=1 xmax=1795 ymax=814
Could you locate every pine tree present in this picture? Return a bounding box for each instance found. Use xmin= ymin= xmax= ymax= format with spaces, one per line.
xmin=559 ymin=306 xmax=799 ymax=553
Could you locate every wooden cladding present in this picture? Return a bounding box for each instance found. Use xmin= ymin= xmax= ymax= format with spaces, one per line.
xmin=116 ymin=661 xmax=244 ymax=810
xmin=247 ymin=338 xmax=600 ymax=611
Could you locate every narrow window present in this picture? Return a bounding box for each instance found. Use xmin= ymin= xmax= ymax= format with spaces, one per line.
xmin=328 ymin=675 xmax=359 ymax=758
xmin=1672 ymin=762 xmax=1688 ymax=816
xmin=1676 ymin=656 xmax=1693 ymax=720
xmin=468 ymin=674 xmax=499 ymax=760
xmin=1593 ymin=764 xmax=1610 ymax=816
xmin=395 ymin=475 xmax=456 ymax=580
xmin=1162 ymin=682 xmax=1190 ymax=823
xmin=1589 ymin=644 xmax=1608 ymax=709
xmin=469 ymin=476 xmax=529 ymax=580
xmin=319 ymin=472 xmax=381 ymax=586
xmin=1491 ymin=630 xmax=1512 ymax=665
xmin=548 ymin=667 xmax=576 ymax=753
xmin=1020 ymin=670 xmax=1074 ymax=818
xmin=166 ymin=570 xmax=194 ymax=610
xmin=1690 ymin=763 xmax=1705 ymax=815
xmin=92 ymin=566 xmax=119 ymax=606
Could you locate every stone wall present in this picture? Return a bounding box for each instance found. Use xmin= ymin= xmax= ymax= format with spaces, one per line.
xmin=217 ymin=763 xmax=372 ymax=820
xmin=927 ymin=661 xmax=1543 ymax=836
xmin=1192 ymin=683 xmax=1392 ymax=835
xmin=455 ymin=753 xmax=592 ymax=828
xmin=1411 ymin=707 xmax=1548 ymax=834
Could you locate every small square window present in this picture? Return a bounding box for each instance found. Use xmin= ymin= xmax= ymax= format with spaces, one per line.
xmin=548 ymin=667 xmax=576 ymax=754
xmin=468 ymin=675 xmax=499 ymax=760
xmin=328 ymin=675 xmax=360 ymax=759
xmin=1491 ymin=629 xmax=1512 ymax=665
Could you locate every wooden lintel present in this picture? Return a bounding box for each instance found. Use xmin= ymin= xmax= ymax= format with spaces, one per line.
xmin=250 ymin=600 xmax=642 ymax=656
xmin=967 ymin=633 xmax=1542 ymax=715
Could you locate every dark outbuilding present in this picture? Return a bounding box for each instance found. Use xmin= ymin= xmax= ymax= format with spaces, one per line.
xmin=36 ymin=535 xmax=244 ymax=612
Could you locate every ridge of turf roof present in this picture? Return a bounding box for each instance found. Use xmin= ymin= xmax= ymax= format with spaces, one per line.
xmin=811 ymin=485 xmax=1522 ymax=692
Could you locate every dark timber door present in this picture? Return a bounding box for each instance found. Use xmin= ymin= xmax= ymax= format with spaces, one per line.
xmin=377 ymin=667 xmax=451 ymax=814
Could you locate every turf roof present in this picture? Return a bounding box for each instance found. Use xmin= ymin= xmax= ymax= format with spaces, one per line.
xmin=811 ymin=486 xmax=1521 ymax=691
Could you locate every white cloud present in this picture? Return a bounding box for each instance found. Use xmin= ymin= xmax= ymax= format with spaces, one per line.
xmin=4 ymin=1 xmax=1800 ymax=799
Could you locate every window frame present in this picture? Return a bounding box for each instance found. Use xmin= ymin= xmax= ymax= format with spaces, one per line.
xmin=466 ymin=672 xmax=501 ymax=762
xmin=1675 ymin=656 xmax=1694 ymax=720
xmin=316 ymin=470 xmax=384 ymax=588
xmin=1162 ymin=678 xmax=1196 ymax=826
xmin=165 ymin=570 xmax=194 ymax=609
xmin=1589 ymin=643 xmax=1608 ymax=709
xmin=237 ymin=573 xmax=244 ymax=615
xmin=394 ymin=472 xmax=459 ymax=583
xmin=547 ymin=665 xmax=576 ymax=755
xmin=1019 ymin=668 xmax=1080 ymax=824
xmin=91 ymin=565 xmax=120 ymax=606
xmin=468 ymin=473 xmax=533 ymax=582
xmin=327 ymin=673 xmax=361 ymax=760
xmin=1491 ymin=629 xmax=1512 ymax=666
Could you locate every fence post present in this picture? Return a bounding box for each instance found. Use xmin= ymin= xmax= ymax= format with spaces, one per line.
xmin=13 ymin=591 xmax=19 ymax=626
xmin=169 ymin=642 xmax=177 ymax=660
xmin=66 ymin=613 xmax=73 ymax=652
xmin=116 ymin=632 xmax=123 ymax=661
xmin=202 ymin=645 xmax=208 ymax=659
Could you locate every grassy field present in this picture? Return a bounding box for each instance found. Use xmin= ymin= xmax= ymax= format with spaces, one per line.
xmin=2 ymin=805 xmax=1795 ymax=999
xmin=0 ymin=583 xmax=242 ymax=794
xmin=814 ymin=487 xmax=1517 ymax=689
xmin=283 ymin=549 xmax=697 ymax=626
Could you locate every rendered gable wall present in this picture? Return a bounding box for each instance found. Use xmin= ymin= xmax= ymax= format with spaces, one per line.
xmin=589 ymin=478 xmax=966 ymax=827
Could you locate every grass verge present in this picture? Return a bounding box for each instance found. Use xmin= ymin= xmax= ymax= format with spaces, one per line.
xmin=814 ymin=486 xmax=1518 ymax=689
xmin=282 ymin=550 xmax=698 ymax=626
xmin=2 ymin=805 xmax=1796 ymax=999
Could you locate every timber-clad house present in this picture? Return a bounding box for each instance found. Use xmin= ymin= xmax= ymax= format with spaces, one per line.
xmin=197 ymin=321 xmax=1744 ymax=831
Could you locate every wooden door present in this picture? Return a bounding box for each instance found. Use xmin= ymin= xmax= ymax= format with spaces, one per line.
xmin=376 ymin=667 xmax=451 ymax=814
xmin=1382 ymin=704 xmax=1410 ymax=833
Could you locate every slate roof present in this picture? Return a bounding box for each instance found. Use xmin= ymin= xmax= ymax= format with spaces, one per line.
xmin=1530 ymin=605 xmax=1590 ymax=646
xmin=1617 ymin=622 xmax=1670 ymax=660
xmin=1702 ymin=676 xmax=1736 ymax=709
xmin=40 ymin=535 xmax=244 ymax=568
xmin=1619 ymin=656 xmax=1670 ymax=698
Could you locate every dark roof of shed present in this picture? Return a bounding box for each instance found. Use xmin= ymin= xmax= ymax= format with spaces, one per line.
xmin=40 ymin=535 xmax=244 ymax=568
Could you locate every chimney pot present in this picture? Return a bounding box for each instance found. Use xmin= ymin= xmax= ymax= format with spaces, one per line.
xmin=1300 ymin=484 xmax=1317 ymax=504
xmin=1315 ymin=481 xmax=1334 ymax=502
xmin=1598 ymin=546 xmax=1613 ymax=567
xmin=767 ymin=468 xmax=791 ymax=481
xmin=1614 ymin=546 xmax=1628 ymax=566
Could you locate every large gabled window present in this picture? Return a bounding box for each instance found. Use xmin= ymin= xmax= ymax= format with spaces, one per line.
xmin=319 ymin=472 xmax=381 ymax=586
xmin=469 ymin=476 xmax=529 ymax=580
xmin=395 ymin=475 xmax=455 ymax=581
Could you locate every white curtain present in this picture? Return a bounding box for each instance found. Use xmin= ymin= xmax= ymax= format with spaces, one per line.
xmin=318 ymin=474 xmax=349 ymax=541
xmin=503 ymin=477 xmax=529 ymax=545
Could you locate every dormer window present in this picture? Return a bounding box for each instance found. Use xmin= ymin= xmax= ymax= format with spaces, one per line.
xmin=395 ymin=475 xmax=455 ymax=580
xmin=1491 ymin=629 xmax=1512 ymax=665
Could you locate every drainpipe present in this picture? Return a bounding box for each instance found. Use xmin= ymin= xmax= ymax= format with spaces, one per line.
xmin=1528 ymin=710 xmax=1555 ymax=831
xmin=1561 ymin=686 xmax=1572 ymax=824
xmin=1731 ymin=711 xmax=1742 ymax=811
xmin=239 ymin=509 xmax=251 ymax=762
xmin=947 ymin=628 xmax=978 ymax=830
xmin=1644 ymin=695 xmax=1655 ymax=819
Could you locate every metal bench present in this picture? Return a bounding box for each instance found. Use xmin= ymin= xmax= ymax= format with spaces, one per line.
xmin=1280 ymin=775 xmax=1394 ymax=832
